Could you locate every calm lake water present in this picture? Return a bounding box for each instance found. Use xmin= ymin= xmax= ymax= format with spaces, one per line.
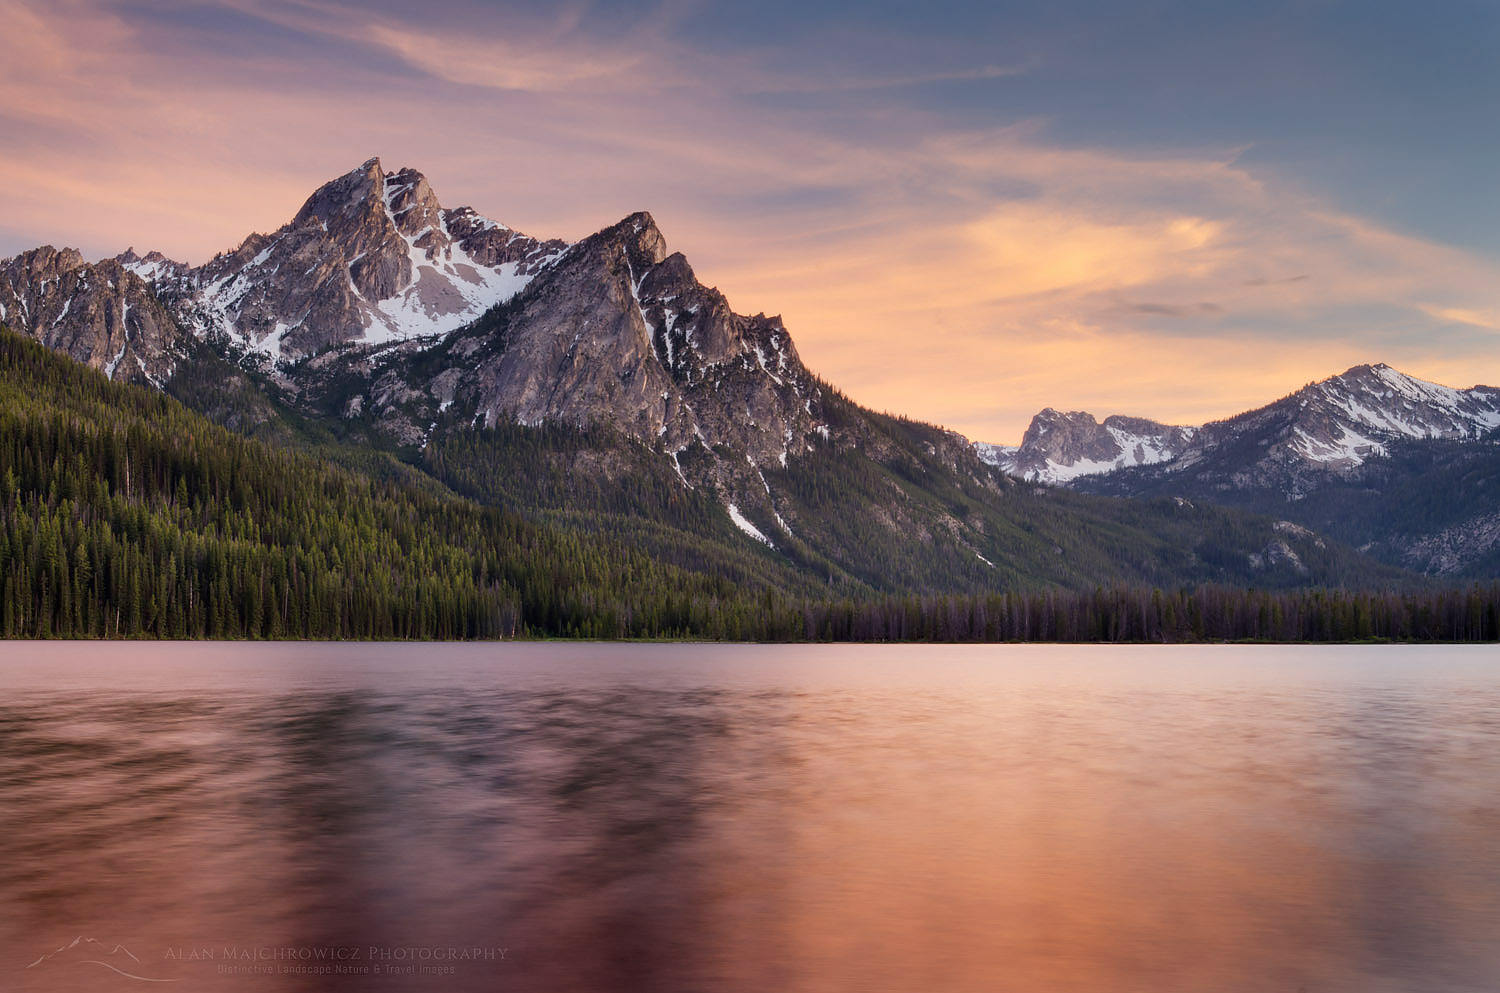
xmin=2 ymin=643 xmax=1498 ymax=992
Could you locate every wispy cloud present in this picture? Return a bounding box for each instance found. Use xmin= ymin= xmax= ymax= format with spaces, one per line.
xmin=2 ymin=0 xmax=1498 ymax=441
xmin=202 ymin=0 xmax=665 ymax=92
xmin=1419 ymin=304 xmax=1500 ymax=332
xmin=361 ymin=24 xmax=645 ymax=91
xmin=746 ymin=62 xmax=1032 ymax=94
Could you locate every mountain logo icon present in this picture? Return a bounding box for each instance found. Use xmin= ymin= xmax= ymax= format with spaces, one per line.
xmin=24 ymin=935 xmax=179 ymax=983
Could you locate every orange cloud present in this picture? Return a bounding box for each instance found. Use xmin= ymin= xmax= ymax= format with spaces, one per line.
xmin=362 ymin=24 xmax=645 ymax=91
xmin=1419 ymin=304 xmax=1500 ymax=333
xmin=689 ymin=130 xmax=1500 ymax=438
xmin=3 ymin=0 xmax=1499 ymax=444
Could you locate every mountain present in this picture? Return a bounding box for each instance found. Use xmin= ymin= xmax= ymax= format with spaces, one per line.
xmin=308 ymin=209 xmax=829 ymax=468
xmin=85 ymin=158 xmax=824 ymax=469
xmin=119 ymin=157 xmax=567 ymax=361
xmin=0 ymin=325 xmax=840 ymax=640
xmin=0 ymin=246 xmax=184 ymax=385
xmin=7 ymin=323 xmax=1447 ymax=647
xmin=0 ymin=160 xmax=1434 ymax=601
xmin=982 ymin=364 xmax=1500 ymax=576
xmin=986 ymin=363 xmax=1500 ymax=484
xmin=978 ymin=409 xmax=1197 ymax=484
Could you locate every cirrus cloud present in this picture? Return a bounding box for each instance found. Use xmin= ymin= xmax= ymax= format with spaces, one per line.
xmin=1 ymin=0 xmax=1497 ymax=442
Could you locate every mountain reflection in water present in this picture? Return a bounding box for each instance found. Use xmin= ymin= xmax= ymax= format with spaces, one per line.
xmin=2 ymin=643 xmax=1499 ymax=992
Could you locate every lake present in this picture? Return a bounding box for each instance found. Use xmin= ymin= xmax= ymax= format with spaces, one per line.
xmin=2 ymin=643 xmax=1498 ymax=992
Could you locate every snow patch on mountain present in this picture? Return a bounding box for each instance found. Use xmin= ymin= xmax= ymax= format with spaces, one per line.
xmin=976 ymin=410 xmax=1195 ymax=484
xmin=980 ymin=363 xmax=1500 ymax=485
xmin=150 ymin=160 xmax=568 ymax=362
xmin=358 ymin=175 xmax=544 ymax=345
xmin=1308 ymin=364 xmax=1500 ymax=447
xmin=726 ymin=502 xmax=774 ymax=546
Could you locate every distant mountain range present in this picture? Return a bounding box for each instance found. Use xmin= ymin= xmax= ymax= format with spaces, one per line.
xmin=979 ymin=365 xmax=1500 ymax=576
xmin=0 ymin=157 xmax=1490 ymax=598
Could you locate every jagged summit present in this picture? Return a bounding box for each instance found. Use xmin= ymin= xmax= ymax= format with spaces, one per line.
xmin=8 ymin=245 xmax=86 ymax=277
xmin=1282 ymin=362 xmax=1500 ymax=464
xmin=0 ymin=246 xmax=178 ymax=385
xmin=3 ymin=160 xmax=1492 ymax=583
xmin=4 ymin=159 xmax=830 ymax=470
xmin=980 ymin=406 xmax=1195 ymax=484
xmin=415 ymin=195 xmax=823 ymax=467
xmin=294 ymin=157 xmax=386 ymax=222
xmin=116 ymin=247 xmax=189 ymax=284
xmin=980 ymin=363 xmax=1500 ymax=485
xmin=102 ymin=159 xmax=568 ymax=361
xmin=604 ymin=211 xmax=669 ymax=271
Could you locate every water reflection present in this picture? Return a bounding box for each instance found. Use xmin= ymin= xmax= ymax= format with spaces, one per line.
xmin=2 ymin=644 xmax=1499 ymax=991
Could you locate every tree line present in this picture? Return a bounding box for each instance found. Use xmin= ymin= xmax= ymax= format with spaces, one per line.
xmin=1 ymin=326 xmax=1495 ymax=643
xmin=784 ymin=584 xmax=1500 ymax=643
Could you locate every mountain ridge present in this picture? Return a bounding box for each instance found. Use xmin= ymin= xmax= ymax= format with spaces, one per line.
xmin=981 ymin=363 xmax=1500 ymax=484
xmin=0 ymin=158 xmax=1476 ymax=592
xmin=983 ymin=364 xmax=1500 ymax=576
xmin=0 ymin=246 xmax=181 ymax=385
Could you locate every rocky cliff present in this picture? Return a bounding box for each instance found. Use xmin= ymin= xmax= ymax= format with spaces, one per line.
xmin=0 ymin=247 xmax=182 ymax=385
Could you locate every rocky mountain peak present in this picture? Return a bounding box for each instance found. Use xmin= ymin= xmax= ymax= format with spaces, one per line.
xmin=12 ymin=162 xmax=822 ymax=486
xmin=1024 ymin=408 xmax=1097 ymax=442
xmin=158 ymin=159 xmax=566 ymax=360
xmin=578 ymin=211 xmax=669 ymax=276
xmin=308 ymin=202 xmax=828 ymax=470
xmin=1321 ymin=362 xmax=1413 ymax=398
xmin=979 ymin=406 xmax=1195 ymax=484
xmin=983 ymin=362 xmax=1500 ymax=488
xmin=1281 ymin=362 xmax=1500 ymax=464
xmin=384 ymin=168 xmax=447 ymax=247
xmin=115 ymin=248 xmax=190 ymax=286
xmin=19 ymin=159 xmax=825 ymax=475
xmin=7 ymin=246 xmax=87 ymax=281
xmin=0 ymin=247 xmax=181 ymax=385
xmin=281 ymin=158 xmax=418 ymax=302
xmin=292 ymin=157 xmax=386 ymax=226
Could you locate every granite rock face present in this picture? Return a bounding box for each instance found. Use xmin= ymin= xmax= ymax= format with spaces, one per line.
xmin=5 ymin=160 xmax=831 ymax=472
xmin=0 ymin=247 xmax=183 ymax=385
xmin=479 ymin=211 xmax=826 ymax=466
xmin=326 ymin=210 xmax=829 ymax=469
xmin=3 ymin=159 xmax=947 ymax=513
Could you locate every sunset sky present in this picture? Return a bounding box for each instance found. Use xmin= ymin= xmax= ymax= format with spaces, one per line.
xmin=2 ymin=0 xmax=1497 ymax=443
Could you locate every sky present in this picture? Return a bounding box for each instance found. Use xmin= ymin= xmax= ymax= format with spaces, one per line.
xmin=2 ymin=0 xmax=1498 ymax=443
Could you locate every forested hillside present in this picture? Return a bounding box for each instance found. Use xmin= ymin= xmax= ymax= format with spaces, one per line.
xmin=0 ymin=327 xmax=806 ymax=639
xmin=1077 ymin=434 xmax=1500 ymax=579
xmin=5 ymin=323 xmax=1493 ymax=642
xmin=150 ymin=310 xmax=1416 ymax=600
xmin=416 ymin=397 xmax=1416 ymax=596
